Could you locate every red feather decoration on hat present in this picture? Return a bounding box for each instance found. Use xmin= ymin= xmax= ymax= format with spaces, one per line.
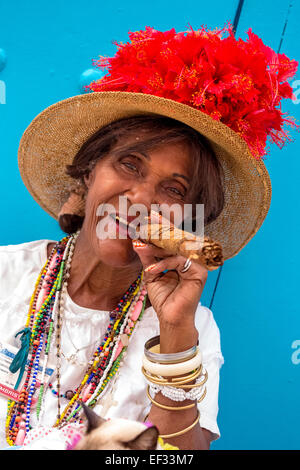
xmin=87 ymin=23 xmax=299 ymax=160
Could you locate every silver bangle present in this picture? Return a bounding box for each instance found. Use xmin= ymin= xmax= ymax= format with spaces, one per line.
xmin=144 ymin=335 xmax=199 ymax=364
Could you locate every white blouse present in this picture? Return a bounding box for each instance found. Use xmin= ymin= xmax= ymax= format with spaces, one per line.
xmin=0 ymin=238 xmax=224 ymax=448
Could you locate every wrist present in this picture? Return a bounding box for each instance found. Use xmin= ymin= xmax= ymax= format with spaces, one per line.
xmin=159 ymin=323 xmax=198 ymax=354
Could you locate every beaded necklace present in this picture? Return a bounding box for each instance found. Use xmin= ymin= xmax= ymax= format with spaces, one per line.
xmin=5 ymin=230 xmax=147 ymax=446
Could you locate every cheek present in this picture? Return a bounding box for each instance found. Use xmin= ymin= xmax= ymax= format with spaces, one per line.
xmin=89 ymin=165 xmax=128 ymax=202
xmin=84 ymin=168 xmax=130 ymax=233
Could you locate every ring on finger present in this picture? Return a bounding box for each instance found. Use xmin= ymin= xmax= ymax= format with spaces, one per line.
xmin=181 ymin=257 xmax=192 ymax=273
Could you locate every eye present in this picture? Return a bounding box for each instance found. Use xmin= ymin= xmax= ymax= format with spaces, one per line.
xmin=123 ymin=162 xmax=137 ymax=171
xmin=166 ymin=187 xmax=186 ymax=199
xmin=120 ymin=156 xmax=140 ymax=173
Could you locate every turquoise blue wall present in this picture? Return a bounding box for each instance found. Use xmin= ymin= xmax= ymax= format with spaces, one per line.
xmin=0 ymin=0 xmax=299 ymax=450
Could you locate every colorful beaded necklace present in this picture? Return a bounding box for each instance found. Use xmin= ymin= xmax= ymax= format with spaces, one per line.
xmin=6 ymin=230 xmax=147 ymax=446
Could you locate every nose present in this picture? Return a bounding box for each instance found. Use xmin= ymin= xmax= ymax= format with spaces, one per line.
xmin=124 ymin=180 xmax=157 ymax=215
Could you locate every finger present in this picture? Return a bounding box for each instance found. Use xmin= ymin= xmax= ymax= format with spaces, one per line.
xmin=143 ymin=255 xmax=208 ymax=283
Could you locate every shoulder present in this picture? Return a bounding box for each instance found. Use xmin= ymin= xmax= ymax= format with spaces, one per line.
xmin=0 ymin=238 xmax=57 ymax=299
xmin=0 ymin=239 xmax=57 ymax=264
xmin=0 ymin=238 xmax=55 ymax=255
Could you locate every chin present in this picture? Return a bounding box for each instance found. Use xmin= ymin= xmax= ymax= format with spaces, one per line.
xmin=96 ymin=237 xmax=137 ymax=267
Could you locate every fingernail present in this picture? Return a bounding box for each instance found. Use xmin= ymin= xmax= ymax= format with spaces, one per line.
xmin=144 ymin=263 xmax=157 ymax=272
xmin=132 ymin=240 xmax=147 ymax=248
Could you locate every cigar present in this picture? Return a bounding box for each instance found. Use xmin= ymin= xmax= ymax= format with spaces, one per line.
xmin=113 ymin=213 xmax=224 ymax=271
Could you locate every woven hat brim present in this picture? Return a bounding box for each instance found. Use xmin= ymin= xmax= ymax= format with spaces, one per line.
xmin=18 ymin=91 xmax=272 ymax=261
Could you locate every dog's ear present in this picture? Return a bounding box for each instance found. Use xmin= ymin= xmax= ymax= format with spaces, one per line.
xmin=127 ymin=426 xmax=159 ymax=450
xmin=81 ymin=403 xmax=106 ymax=433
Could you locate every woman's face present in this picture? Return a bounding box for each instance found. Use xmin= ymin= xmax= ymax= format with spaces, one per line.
xmin=82 ymin=135 xmax=194 ymax=267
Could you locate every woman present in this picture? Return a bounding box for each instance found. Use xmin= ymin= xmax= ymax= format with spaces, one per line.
xmin=0 ymin=115 xmax=224 ymax=450
xmin=0 ymin=24 xmax=297 ymax=450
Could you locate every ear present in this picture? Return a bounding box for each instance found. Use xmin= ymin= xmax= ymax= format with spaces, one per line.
xmin=81 ymin=403 xmax=106 ymax=433
xmin=83 ymin=170 xmax=95 ymax=190
xmin=83 ymin=174 xmax=90 ymax=188
xmin=127 ymin=426 xmax=159 ymax=450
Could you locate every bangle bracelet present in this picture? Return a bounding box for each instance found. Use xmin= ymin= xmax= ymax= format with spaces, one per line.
xmin=144 ymin=336 xmax=198 ymax=364
xmin=146 ymin=386 xmax=196 ymax=411
xmin=172 ymin=364 xmax=203 ymax=382
xmin=167 ymin=371 xmax=208 ymax=389
xmin=148 ymin=380 xmax=207 ymax=403
xmin=142 ymin=348 xmax=202 ymax=377
xmin=146 ymin=368 xmax=208 ymax=403
xmin=197 ymin=387 xmax=207 ymax=403
xmin=159 ymin=410 xmax=201 ymax=439
xmin=142 ymin=366 xmax=202 ymax=385
xmin=142 ymin=365 xmax=203 ymax=386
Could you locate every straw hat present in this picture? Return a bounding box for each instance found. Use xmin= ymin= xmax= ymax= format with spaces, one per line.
xmin=18 ymin=24 xmax=298 ymax=261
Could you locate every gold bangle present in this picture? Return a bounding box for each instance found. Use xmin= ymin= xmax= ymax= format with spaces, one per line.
xmin=169 ymin=371 xmax=208 ymax=389
xmin=197 ymin=387 xmax=207 ymax=403
xmin=142 ymin=364 xmax=202 ymax=385
xmin=146 ymin=385 xmax=196 ymax=411
xmin=172 ymin=364 xmax=203 ymax=382
xmin=159 ymin=410 xmax=201 ymax=439
xmin=142 ymin=369 xmax=201 ymax=387
xmin=142 ymin=366 xmax=203 ymax=386
xmin=142 ymin=367 xmax=207 ymax=388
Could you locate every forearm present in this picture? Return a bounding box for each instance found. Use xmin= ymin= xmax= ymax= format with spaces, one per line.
xmin=147 ymin=323 xmax=210 ymax=450
xmin=147 ymin=394 xmax=209 ymax=450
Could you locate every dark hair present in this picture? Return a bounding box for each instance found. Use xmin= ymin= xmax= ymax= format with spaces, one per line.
xmin=59 ymin=115 xmax=225 ymax=234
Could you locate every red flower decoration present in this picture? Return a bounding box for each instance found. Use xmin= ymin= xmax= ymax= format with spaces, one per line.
xmin=87 ymin=23 xmax=299 ymax=160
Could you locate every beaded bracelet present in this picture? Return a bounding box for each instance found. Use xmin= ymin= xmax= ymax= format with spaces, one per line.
xmin=144 ymin=365 xmax=208 ymax=402
xmin=148 ymin=381 xmax=207 ymax=402
xmin=146 ymin=386 xmax=196 ymax=411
